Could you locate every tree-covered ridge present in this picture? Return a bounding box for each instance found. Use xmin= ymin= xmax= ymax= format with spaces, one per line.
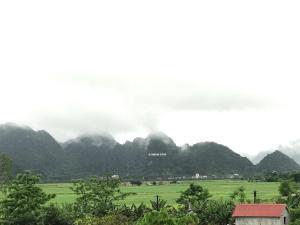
xmin=0 ymin=123 xmax=299 ymax=180
xmin=257 ymin=150 xmax=300 ymax=173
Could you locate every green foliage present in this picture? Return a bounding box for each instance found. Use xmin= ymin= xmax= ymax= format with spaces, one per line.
xmin=290 ymin=208 xmax=300 ymax=222
xmin=71 ymin=177 xmax=132 ymax=217
xmin=290 ymin=219 xmax=300 ymax=225
xmin=117 ymin=203 xmax=150 ymax=222
xmin=177 ymin=183 xmax=211 ymax=210
xmin=176 ymin=184 xmax=234 ymax=225
xmin=193 ymin=200 xmax=235 ymax=225
xmin=0 ymin=153 xmax=13 ymax=194
xmin=74 ymin=214 xmax=133 ymax=225
xmin=287 ymin=194 xmax=300 ymax=208
xmin=290 ymin=173 xmax=300 ymax=182
xmin=136 ymin=210 xmax=198 ymax=225
xmin=0 ymin=172 xmax=55 ymax=225
xmin=279 ymin=180 xmax=297 ymax=197
xmin=275 ymin=179 xmax=299 ymax=207
xmin=230 ymin=186 xmax=246 ymax=203
xmin=150 ymin=197 xmax=168 ymax=211
xmin=41 ymin=203 xmax=76 ymax=225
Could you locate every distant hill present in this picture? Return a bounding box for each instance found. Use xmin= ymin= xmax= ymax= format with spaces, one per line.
xmin=3 ymin=123 xmax=298 ymax=180
xmin=180 ymin=142 xmax=255 ymax=175
xmin=0 ymin=123 xmax=63 ymax=176
xmin=256 ymin=150 xmax=300 ymax=172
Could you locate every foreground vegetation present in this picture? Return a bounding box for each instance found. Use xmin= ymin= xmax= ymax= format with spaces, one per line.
xmin=3 ymin=171 xmax=300 ymax=225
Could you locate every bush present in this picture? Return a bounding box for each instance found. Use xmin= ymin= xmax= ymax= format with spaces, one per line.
xmin=75 ymin=214 xmax=133 ymax=225
xmin=290 ymin=208 xmax=300 ymax=222
xmin=130 ymin=180 xmax=142 ymax=186
xmin=136 ymin=210 xmax=198 ymax=225
xmin=41 ymin=203 xmax=76 ymax=225
xmin=117 ymin=203 xmax=150 ymax=221
xmin=290 ymin=219 xmax=300 ymax=225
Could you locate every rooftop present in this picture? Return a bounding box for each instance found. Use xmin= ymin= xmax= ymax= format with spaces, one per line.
xmin=232 ymin=204 xmax=287 ymax=218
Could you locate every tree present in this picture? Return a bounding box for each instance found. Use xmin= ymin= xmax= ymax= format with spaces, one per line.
xmin=71 ymin=176 xmax=132 ymax=217
xmin=196 ymin=200 xmax=235 ymax=225
xmin=0 ymin=153 xmax=13 ymax=194
xmin=176 ymin=183 xmax=211 ymax=210
xmin=279 ymin=180 xmax=297 ymax=197
xmin=0 ymin=172 xmax=55 ymax=225
xmin=230 ymin=186 xmax=246 ymax=203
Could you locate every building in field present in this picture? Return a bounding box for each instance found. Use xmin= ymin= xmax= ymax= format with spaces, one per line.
xmin=232 ymin=204 xmax=289 ymax=225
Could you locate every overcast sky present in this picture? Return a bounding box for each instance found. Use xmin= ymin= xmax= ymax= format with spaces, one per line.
xmin=1 ymin=0 xmax=300 ymax=156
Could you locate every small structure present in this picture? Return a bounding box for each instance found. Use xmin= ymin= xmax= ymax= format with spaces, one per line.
xmin=232 ymin=204 xmax=289 ymax=225
xmin=111 ymin=175 xmax=119 ymax=179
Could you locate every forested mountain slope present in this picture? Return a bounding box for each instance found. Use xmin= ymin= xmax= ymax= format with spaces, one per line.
xmin=256 ymin=150 xmax=300 ymax=172
xmin=1 ymin=123 xmax=298 ymax=180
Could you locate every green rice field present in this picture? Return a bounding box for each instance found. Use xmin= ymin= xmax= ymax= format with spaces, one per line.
xmin=40 ymin=180 xmax=280 ymax=205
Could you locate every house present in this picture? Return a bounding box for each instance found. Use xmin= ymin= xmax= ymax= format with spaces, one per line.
xmin=232 ymin=204 xmax=289 ymax=225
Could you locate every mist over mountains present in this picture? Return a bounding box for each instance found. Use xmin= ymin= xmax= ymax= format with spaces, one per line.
xmin=0 ymin=123 xmax=299 ymax=181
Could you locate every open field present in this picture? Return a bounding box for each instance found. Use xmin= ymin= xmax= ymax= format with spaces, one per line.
xmin=40 ymin=180 xmax=280 ymax=205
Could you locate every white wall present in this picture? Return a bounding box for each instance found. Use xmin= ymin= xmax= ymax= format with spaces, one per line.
xmin=236 ymin=217 xmax=281 ymax=225
xmin=235 ymin=209 xmax=290 ymax=225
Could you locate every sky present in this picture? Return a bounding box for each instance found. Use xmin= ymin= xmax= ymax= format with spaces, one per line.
xmin=0 ymin=0 xmax=300 ymax=156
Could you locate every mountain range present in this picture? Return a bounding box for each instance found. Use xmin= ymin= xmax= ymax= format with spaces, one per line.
xmin=0 ymin=123 xmax=299 ymax=181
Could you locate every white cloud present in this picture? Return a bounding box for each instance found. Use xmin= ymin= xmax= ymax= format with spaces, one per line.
xmin=0 ymin=0 xmax=300 ymax=155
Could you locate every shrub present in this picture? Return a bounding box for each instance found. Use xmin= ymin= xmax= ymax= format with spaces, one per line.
xmin=41 ymin=203 xmax=76 ymax=225
xmin=75 ymin=214 xmax=133 ymax=225
xmin=117 ymin=203 xmax=150 ymax=221
xmin=136 ymin=210 xmax=198 ymax=225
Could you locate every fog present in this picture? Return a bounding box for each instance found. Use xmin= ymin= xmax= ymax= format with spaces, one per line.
xmin=1 ymin=0 xmax=300 ymax=155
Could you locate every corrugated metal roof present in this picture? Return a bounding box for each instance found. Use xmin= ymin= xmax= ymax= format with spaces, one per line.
xmin=232 ymin=204 xmax=287 ymax=218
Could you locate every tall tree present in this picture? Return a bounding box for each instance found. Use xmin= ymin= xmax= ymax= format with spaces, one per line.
xmin=71 ymin=176 xmax=131 ymax=217
xmin=176 ymin=183 xmax=211 ymax=210
xmin=0 ymin=172 xmax=55 ymax=225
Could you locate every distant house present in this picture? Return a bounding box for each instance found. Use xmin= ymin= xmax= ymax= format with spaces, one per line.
xmin=111 ymin=175 xmax=119 ymax=179
xmin=232 ymin=204 xmax=289 ymax=225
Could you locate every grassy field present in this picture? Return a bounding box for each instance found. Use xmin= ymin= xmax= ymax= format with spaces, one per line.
xmin=40 ymin=180 xmax=280 ymax=205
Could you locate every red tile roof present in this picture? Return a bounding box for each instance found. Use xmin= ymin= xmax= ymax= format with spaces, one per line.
xmin=232 ymin=204 xmax=287 ymax=218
